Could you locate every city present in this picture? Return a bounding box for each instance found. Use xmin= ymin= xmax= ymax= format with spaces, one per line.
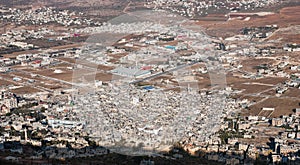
xmin=0 ymin=0 xmax=299 ymax=164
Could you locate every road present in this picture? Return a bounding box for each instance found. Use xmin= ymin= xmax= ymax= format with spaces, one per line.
xmin=129 ymin=60 xmax=201 ymax=84
xmin=123 ymin=1 xmax=132 ymax=14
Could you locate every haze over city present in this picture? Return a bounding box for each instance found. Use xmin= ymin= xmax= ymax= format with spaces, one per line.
xmin=0 ymin=0 xmax=299 ymax=164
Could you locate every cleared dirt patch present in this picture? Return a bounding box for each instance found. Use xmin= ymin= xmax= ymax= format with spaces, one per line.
xmin=252 ymin=77 xmax=287 ymax=85
xmin=240 ymin=58 xmax=277 ymax=73
xmin=235 ymin=84 xmax=272 ymax=94
xmin=10 ymin=86 xmax=41 ymax=95
xmin=282 ymin=88 xmax=300 ymax=98
xmin=95 ymin=72 xmax=121 ymax=82
xmin=34 ymin=69 xmax=74 ymax=82
xmin=248 ymin=97 xmax=300 ymax=117
xmin=0 ymin=79 xmax=16 ymax=86
xmin=58 ymin=57 xmax=114 ymax=71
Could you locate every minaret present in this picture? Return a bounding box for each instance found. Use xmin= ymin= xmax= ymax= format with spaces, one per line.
xmin=24 ymin=127 xmax=28 ymax=142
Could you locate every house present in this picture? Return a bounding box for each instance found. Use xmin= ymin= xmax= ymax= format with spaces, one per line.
xmin=31 ymin=60 xmax=41 ymax=68
xmin=247 ymin=116 xmax=259 ymax=121
xmin=237 ymin=123 xmax=250 ymax=130
xmin=226 ymin=158 xmax=239 ymax=165
xmin=140 ymin=159 xmax=155 ymax=165
xmin=238 ymin=143 xmax=248 ymax=151
xmin=280 ymin=144 xmax=300 ymax=154
xmin=4 ymin=156 xmax=19 ymax=162
xmin=207 ymin=154 xmax=219 ymax=161
xmin=13 ymin=77 xmax=22 ymax=81
xmin=272 ymin=118 xmax=283 ymax=127
xmin=271 ymin=154 xmax=281 ymax=163
xmin=276 ymin=87 xmax=287 ymax=94
xmin=243 ymin=134 xmax=252 ymax=139
xmin=0 ymin=104 xmax=10 ymax=114
xmin=262 ymin=107 xmax=275 ymax=111
xmin=228 ymin=138 xmax=239 ymax=145
xmin=290 ymin=66 xmax=298 ymax=71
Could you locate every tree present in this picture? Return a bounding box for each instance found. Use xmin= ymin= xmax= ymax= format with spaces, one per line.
xmin=5 ymin=112 xmax=12 ymax=116
xmin=41 ymin=107 xmax=46 ymax=113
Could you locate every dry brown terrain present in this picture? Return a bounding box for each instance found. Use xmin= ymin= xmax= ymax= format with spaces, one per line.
xmin=2 ymin=50 xmax=40 ymax=59
xmin=240 ymin=58 xmax=277 ymax=73
xmin=196 ymin=6 xmax=300 ymax=38
xmin=253 ymin=77 xmax=288 ymax=85
xmin=58 ymin=57 xmax=114 ymax=71
xmin=0 ymin=0 xmax=144 ymax=20
xmin=282 ymin=88 xmax=300 ymax=98
xmin=95 ymin=72 xmax=122 ymax=82
xmin=0 ymin=79 xmax=15 ymax=86
xmin=248 ymin=97 xmax=300 ymax=117
xmin=11 ymin=86 xmax=41 ymax=95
